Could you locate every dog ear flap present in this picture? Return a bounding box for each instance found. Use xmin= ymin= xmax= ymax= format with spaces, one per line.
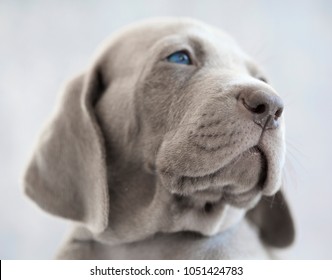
xmin=246 ymin=190 xmax=295 ymax=248
xmin=23 ymin=65 xmax=109 ymax=233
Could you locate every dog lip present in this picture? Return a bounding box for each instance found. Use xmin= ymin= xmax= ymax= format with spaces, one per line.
xmin=241 ymin=145 xmax=268 ymax=190
xmin=222 ymin=188 xmax=262 ymax=208
xmin=237 ymin=145 xmax=268 ymax=190
xmin=255 ymin=145 xmax=268 ymax=189
xmin=172 ymin=145 xmax=269 ymax=194
xmin=181 ymin=145 xmax=267 ymax=179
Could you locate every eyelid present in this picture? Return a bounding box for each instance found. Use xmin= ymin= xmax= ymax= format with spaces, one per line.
xmin=166 ymin=51 xmax=192 ymax=65
xmin=164 ymin=49 xmax=191 ymax=60
xmin=161 ymin=48 xmax=197 ymax=67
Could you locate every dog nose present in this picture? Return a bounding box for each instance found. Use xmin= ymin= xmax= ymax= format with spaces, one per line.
xmin=239 ymin=89 xmax=284 ymax=129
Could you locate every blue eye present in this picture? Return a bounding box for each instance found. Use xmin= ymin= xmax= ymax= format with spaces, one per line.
xmin=166 ymin=51 xmax=192 ymax=65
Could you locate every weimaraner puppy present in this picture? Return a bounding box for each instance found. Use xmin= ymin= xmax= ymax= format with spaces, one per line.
xmin=23 ymin=17 xmax=294 ymax=259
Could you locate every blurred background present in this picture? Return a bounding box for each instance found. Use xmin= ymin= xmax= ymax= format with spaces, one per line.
xmin=1 ymin=0 xmax=331 ymax=259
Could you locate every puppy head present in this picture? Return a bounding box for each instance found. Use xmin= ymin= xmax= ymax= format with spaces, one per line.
xmin=23 ymin=18 xmax=294 ymax=248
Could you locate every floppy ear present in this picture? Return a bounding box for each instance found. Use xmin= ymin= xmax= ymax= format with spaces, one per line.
xmin=246 ymin=190 xmax=295 ymax=248
xmin=23 ymin=65 xmax=109 ymax=233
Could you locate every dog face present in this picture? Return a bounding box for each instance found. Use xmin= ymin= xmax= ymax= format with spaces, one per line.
xmin=136 ymin=22 xmax=284 ymax=199
xmin=24 ymin=18 xmax=294 ymax=249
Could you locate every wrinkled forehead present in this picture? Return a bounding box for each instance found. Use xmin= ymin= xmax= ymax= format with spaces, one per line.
xmin=99 ymin=18 xmax=253 ymax=76
xmin=113 ymin=18 xmax=244 ymax=55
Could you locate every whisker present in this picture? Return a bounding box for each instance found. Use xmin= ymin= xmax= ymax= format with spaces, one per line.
xmin=269 ymin=194 xmax=276 ymax=208
xmin=285 ymin=141 xmax=307 ymax=173
xmin=283 ymin=138 xmax=304 ymax=191
xmin=286 ymin=139 xmax=308 ymax=158
xmin=283 ymin=158 xmax=299 ymax=191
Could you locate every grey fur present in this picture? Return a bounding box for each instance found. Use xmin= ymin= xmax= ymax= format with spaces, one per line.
xmin=23 ymin=17 xmax=294 ymax=259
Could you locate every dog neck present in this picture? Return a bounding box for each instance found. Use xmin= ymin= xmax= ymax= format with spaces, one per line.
xmin=91 ymin=159 xmax=247 ymax=245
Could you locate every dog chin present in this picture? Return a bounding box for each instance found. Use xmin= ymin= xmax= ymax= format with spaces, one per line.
xmin=161 ymin=145 xmax=269 ymax=210
xmin=167 ymin=146 xmax=266 ymax=187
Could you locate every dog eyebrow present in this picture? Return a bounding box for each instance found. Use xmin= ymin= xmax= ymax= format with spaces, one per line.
xmin=186 ymin=36 xmax=206 ymax=61
xmin=158 ymin=35 xmax=205 ymax=58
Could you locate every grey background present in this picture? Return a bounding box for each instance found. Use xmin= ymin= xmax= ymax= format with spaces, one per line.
xmin=1 ymin=0 xmax=331 ymax=259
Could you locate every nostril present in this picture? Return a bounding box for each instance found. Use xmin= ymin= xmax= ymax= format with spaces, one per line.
xmin=252 ymin=104 xmax=266 ymax=114
xmin=242 ymin=98 xmax=267 ymax=115
xmin=239 ymin=89 xmax=284 ymax=129
xmin=274 ymin=108 xmax=283 ymax=120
